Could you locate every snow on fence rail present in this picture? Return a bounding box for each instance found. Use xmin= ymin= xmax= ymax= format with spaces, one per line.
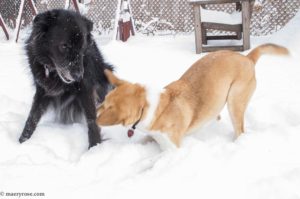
xmin=0 ymin=0 xmax=299 ymax=36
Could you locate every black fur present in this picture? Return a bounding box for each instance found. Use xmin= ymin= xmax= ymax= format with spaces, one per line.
xmin=19 ymin=9 xmax=113 ymax=148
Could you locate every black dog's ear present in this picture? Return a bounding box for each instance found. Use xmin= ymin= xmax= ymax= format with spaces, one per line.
xmin=82 ymin=17 xmax=93 ymax=32
xmin=33 ymin=10 xmax=59 ymax=33
xmin=82 ymin=17 xmax=93 ymax=45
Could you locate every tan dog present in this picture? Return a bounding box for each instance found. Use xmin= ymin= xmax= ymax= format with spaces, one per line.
xmin=97 ymin=44 xmax=289 ymax=148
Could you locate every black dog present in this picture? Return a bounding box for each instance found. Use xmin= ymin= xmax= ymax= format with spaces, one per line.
xmin=19 ymin=9 xmax=113 ymax=148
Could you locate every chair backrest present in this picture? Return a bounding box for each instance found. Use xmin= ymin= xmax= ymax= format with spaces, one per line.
xmin=236 ymin=0 xmax=255 ymax=17
xmin=202 ymin=0 xmax=255 ymax=18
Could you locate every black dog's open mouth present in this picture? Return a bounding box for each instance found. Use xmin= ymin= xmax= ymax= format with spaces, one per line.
xmin=56 ymin=67 xmax=75 ymax=84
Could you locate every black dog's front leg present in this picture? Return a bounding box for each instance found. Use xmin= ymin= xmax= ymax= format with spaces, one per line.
xmin=19 ymin=87 xmax=50 ymax=143
xmin=79 ymin=86 xmax=102 ymax=149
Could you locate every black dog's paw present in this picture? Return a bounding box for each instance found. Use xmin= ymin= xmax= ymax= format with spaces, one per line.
xmin=87 ymin=125 xmax=102 ymax=149
xmin=88 ymin=137 xmax=102 ymax=149
xmin=88 ymin=141 xmax=101 ymax=149
xmin=19 ymin=135 xmax=30 ymax=143
xmin=88 ymin=142 xmax=98 ymax=149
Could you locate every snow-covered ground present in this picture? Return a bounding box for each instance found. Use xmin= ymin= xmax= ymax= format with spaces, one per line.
xmin=1 ymin=11 xmax=300 ymax=199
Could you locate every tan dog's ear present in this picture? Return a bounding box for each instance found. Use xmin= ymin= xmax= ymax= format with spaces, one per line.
xmin=122 ymin=106 xmax=144 ymax=126
xmin=104 ymin=69 xmax=127 ymax=87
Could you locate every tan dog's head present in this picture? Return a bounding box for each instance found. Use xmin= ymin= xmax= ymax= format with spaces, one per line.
xmin=97 ymin=70 xmax=147 ymax=126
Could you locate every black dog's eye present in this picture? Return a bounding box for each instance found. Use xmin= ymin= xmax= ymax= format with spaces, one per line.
xmin=59 ymin=43 xmax=70 ymax=52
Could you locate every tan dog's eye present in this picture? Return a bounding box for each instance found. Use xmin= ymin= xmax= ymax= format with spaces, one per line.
xmin=105 ymin=104 xmax=114 ymax=110
xmin=107 ymin=106 xmax=113 ymax=110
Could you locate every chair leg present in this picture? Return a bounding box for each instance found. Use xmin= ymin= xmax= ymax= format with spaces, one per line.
xmin=236 ymin=31 xmax=242 ymax=40
xmin=242 ymin=0 xmax=251 ymax=50
xmin=202 ymin=26 xmax=207 ymax=45
xmin=193 ymin=5 xmax=203 ymax=54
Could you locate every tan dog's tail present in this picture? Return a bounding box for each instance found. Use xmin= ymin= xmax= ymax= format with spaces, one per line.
xmin=247 ymin=44 xmax=289 ymax=64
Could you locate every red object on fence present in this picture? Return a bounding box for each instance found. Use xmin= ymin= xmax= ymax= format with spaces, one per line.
xmin=117 ymin=0 xmax=135 ymax=42
xmin=118 ymin=19 xmax=134 ymax=42
xmin=0 ymin=14 xmax=9 ymax=40
xmin=72 ymin=0 xmax=80 ymax=13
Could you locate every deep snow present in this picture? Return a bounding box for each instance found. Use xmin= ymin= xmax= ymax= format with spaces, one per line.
xmin=0 ymin=11 xmax=300 ymax=199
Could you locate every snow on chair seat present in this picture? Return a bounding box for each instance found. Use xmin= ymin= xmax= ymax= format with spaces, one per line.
xmin=201 ymin=8 xmax=242 ymax=25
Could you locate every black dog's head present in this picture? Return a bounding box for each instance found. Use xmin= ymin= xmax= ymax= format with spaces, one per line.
xmin=28 ymin=9 xmax=93 ymax=84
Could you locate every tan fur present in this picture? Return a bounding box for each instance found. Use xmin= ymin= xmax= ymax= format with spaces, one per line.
xmin=97 ymin=81 xmax=148 ymax=126
xmin=97 ymin=44 xmax=289 ymax=147
xmin=247 ymin=43 xmax=289 ymax=64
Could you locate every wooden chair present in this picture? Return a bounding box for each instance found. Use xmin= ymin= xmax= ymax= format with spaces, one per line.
xmin=188 ymin=0 xmax=254 ymax=54
xmin=0 ymin=13 xmax=9 ymax=40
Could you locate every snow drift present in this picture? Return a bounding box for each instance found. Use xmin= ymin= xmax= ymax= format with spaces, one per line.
xmin=0 ymin=11 xmax=300 ymax=199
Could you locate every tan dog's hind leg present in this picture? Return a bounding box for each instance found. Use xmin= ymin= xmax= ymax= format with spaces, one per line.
xmin=227 ymin=79 xmax=256 ymax=137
